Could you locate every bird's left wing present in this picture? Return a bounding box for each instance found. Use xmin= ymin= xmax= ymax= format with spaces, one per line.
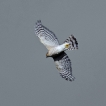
xmin=52 ymin=51 xmax=75 ymax=81
xmin=35 ymin=20 xmax=60 ymax=50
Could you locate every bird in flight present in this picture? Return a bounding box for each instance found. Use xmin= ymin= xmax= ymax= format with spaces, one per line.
xmin=34 ymin=20 xmax=78 ymax=81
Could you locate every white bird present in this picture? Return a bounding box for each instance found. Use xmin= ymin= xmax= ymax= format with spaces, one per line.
xmin=35 ymin=20 xmax=78 ymax=81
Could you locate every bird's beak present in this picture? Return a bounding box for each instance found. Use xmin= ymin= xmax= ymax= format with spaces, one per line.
xmin=46 ymin=53 xmax=48 ymax=58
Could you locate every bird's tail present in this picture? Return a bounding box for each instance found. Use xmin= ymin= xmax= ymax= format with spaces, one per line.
xmin=64 ymin=35 xmax=78 ymax=50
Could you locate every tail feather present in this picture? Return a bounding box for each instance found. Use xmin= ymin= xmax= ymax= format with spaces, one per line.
xmin=64 ymin=35 xmax=78 ymax=50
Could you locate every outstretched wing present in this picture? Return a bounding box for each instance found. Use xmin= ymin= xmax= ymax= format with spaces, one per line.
xmin=52 ymin=52 xmax=75 ymax=81
xmin=35 ymin=20 xmax=59 ymax=50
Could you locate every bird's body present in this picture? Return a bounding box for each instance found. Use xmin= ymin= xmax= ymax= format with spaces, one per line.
xmin=34 ymin=20 xmax=78 ymax=81
xmin=46 ymin=43 xmax=68 ymax=57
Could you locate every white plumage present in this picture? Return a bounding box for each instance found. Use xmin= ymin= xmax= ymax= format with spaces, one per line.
xmin=35 ymin=20 xmax=78 ymax=81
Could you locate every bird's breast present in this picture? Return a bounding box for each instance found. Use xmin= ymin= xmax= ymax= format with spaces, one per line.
xmin=48 ymin=46 xmax=64 ymax=56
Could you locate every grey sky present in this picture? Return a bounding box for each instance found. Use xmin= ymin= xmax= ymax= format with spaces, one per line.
xmin=0 ymin=0 xmax=106 ymax=106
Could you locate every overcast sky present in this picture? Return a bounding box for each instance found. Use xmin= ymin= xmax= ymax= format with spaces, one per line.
xmin=0 ymin=0 xmax=106 ymax=106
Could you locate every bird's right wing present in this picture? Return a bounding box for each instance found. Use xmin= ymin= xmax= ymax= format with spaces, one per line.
xmin=52 ymin=52 xmax=75 ymax=81
xmin=35 ymin=20 xmax=60 ymax=50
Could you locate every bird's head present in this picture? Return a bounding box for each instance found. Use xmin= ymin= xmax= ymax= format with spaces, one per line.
xmin=46 ymin=52 xmax=49 ymax=58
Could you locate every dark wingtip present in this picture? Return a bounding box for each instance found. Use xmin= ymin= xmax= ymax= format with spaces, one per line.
xmin=36 ymin=20 xmax=41 ymax=25
xmin=37 ymin=20 xmax=41 ymax=22
xmin=60 ymin=73 xmax=75 ymax=82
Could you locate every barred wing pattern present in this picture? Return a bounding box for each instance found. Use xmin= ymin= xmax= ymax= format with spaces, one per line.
xmin=35 ymin=20 xmax=60 ymax=50
xmin=53 ymin=52 xmax=75 ymax=81
xmin=64 ymin=35 xmax=78 ymax=50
